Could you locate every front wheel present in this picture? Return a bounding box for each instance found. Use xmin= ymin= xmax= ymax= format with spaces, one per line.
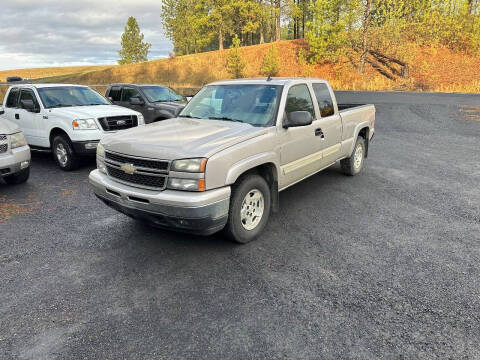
xmin=341 ymin=137 xmax=366 ymax=176
xmin=52 ymin=135 xmax=79 ymax=171
xmin=224 ymin=175 xmax=271 ymax=244
xmin=4 ymin=167 xmax=30 ymax=185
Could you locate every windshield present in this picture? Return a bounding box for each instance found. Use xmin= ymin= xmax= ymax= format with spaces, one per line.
xmin=37 ymin=86 xmax=110 ymax=109
xmin=141 ymin=86 xmax=184 ymax=102
xmin=179 ymin=84 xmax=282 ymax=126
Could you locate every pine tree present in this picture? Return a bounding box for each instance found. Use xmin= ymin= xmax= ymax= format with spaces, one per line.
xmin=226 ymin=35 xmax=246 ymax=78
xmin=260 ymin=45 xmax=281 ymax=76
xmin=118 ymin=16 xmax=151 ymax=65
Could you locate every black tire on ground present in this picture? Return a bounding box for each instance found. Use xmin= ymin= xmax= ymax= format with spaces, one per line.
xmin=341 ymin=136 xmax=366 ymax=176
xmin=52 ymin=135 xmax=79 ymax=171
xmin=4 ymin=167 xmax=30 ymax=185
xmin=224 ymin=174 xmax=271 ymax=244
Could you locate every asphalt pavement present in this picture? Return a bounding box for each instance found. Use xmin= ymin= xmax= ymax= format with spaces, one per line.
xmin=1 ymin=91 xmax=479 ymax=359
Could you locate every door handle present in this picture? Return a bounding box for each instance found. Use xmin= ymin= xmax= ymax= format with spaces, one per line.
xmin=315 ymin=128 xmax=325 ymax=139
xmin=15 ymin=113 xmax=19 ymax=120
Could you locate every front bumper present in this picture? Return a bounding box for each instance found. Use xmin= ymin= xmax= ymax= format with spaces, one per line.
xmin=89 ymin=169 xmax=231 ymax=235
xmin=72 ymin=140 xmax=100 ymax=155
xmin=0 ymin=145 xmax=31 ymax=177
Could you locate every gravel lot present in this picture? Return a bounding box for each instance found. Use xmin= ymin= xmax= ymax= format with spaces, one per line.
xmin=1 ymin=91 xmax=479 ymax=359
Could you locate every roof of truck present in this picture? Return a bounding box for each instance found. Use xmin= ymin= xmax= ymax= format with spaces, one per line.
xmin=209 ymin=77 xmax=328 ymax=86
xmin=9 ymin=83 xmax=89 ymax=89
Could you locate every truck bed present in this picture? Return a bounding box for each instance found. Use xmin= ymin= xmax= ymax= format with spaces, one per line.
xmin=337 ymin=103 xmax=368 ymax=111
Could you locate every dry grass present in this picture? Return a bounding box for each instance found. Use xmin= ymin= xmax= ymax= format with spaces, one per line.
xmin=1 ymin=40 xmax=479 ymax=103
xmin=0 ymin=65 xmax=113 ymax=82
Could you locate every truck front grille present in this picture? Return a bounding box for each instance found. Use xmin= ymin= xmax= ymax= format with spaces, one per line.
xmin=0 ymin=135 xmax=8 ymax=154
xmin=104 ymin=151 xmax=170 ymax=190
xmin=105 ymin=152 xmax=169 ymax=171
xmin=98 ymin=115 xmax=138 ymax=131
xmin=106 ymin=165 xmax=167 ymax=190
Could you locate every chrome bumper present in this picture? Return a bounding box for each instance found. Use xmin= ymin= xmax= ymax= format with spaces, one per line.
xmin=89 ymin=169 xmax=231 ymax=235
xmin=0 ymin=145 xmax=31 ymax=177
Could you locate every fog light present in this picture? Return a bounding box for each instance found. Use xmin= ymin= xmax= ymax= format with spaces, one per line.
xmin=85 ymin=142 xmax=99 ymax=150
xmin=20 ymin=161 xmax=29 ymax=169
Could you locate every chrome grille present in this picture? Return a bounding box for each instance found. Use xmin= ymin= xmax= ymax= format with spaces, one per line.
xmin=0 ymin=135 xmax=8 ymax=154
xmin=104 ymin=151 xmax=169 ymax=190
xmin=98 ymin=115 xmax=138 ymax=131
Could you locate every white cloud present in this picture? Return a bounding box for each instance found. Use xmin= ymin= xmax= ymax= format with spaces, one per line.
xmin=0 ymin=0 xmax=172 ymax=70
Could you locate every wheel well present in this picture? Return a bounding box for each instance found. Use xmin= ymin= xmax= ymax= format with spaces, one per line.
xmin=49 ymin=128 xmax=70 ymax=148
xmin=358 ymin=127 xmax=370 ymax=157
xmin=235 ymin=163 xmax=279 ymax=213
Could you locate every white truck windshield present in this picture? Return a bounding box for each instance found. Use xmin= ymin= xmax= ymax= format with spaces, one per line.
xmin=179 ymin=84 xmax=282 ymax=126
xmin=38 ymin=87 xmax=110 ymax=109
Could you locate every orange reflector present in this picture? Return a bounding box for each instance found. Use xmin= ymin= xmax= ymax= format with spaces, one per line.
xmin=72 ymin=121 xmax=79 ymax=128
xmin=198 ymin=178 xmax=206 ymax=192
xmin=199 ymin=158 xmax=207 ymax=172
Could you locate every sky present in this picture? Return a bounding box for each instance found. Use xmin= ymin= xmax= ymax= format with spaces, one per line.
xmin=0 ymin=0 xmax=173 ymax=70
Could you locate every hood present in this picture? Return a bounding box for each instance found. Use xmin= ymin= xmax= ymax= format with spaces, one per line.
xmin=0 ymin=117 xmax=21 ymax=134
xmin=47 ymin=105 xmax=140 ymax=119
xmin=153 ymin=101 xmax=187 ymax=109
xmin=102 ymin=117 xmax=268 ymax=160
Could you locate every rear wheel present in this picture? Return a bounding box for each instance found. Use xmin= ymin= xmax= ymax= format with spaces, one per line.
xmin=341 ymin=136 xmax=366 ymax=176
xmin=52 ymin=135 xmax=79 ymax=171
xmin=4 ymin=167 xmax=29 ymax=185
xmin=224 ymin=175 xmax=271 ymax=244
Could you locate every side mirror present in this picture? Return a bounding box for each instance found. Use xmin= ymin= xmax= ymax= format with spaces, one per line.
xmin=130 ymin=97 xmax=144 ymax=106
xmin=20 ymin=99 xmax=39 ymax=113
xmin=0 ymin=105 xmax=4 ymax=116
xmin=283 ymin=111 xmax=313 ymax=128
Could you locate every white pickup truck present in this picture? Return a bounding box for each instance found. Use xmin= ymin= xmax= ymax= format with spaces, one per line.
xmin=1 ymin=84 xmax=144 ymax=170
xmin=90 ymin=78 xmax=375 ymax=243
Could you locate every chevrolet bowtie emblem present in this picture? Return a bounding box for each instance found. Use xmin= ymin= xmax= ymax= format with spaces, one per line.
xmin=120 ymin=163 xmax=136 ymax=175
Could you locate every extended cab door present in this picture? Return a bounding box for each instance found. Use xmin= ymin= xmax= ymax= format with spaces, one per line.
xmin=119 ymin=87 xmax=147 ymax=118
xmin=279 ymin=83 xmax=322 ymax=188
xmin=17 ymin=88 xmax=45 ymax=146
xmin=311 ymin=82 xmax=343 ymax=167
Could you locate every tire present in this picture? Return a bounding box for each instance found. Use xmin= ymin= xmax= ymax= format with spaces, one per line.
xmin=4 ymin=167 xmax=30 ymax=185
xmin=341 ymin=136 xmax=366 ymax=176
xmin=52 ymin=135 xmax=79 ymax=171
xmin=224 ymin=174 xmax=271 ymax=244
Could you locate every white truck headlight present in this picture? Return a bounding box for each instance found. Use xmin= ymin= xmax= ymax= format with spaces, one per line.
xmin=137 ymin=114 xmax=145 ymax=125
xmin=167 ymin=178 xmax=205 ymax=192
xmin=171 ymin=158 xmax=207 ymax=173
xmin=73 ymin=118 xmax=98 ymax=130
xmin=10 ymin=131 xmax=27 ymax=149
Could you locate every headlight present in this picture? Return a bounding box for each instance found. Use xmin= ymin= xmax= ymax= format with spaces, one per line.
xmin=97 ymin=157 xmax=107 ymax=174
xmin=171 ymin=158 xmax=207 ymax=173
xmin=72 ymin=118 xmax=98 ymax=130
xmin=167 ymin=178 xmax=205 ymax=192
xmin=96 ymin=142 xmax=105 ymax=157
xmin=10 ymin=132 xmax=27 ymax=149
xmin=137 ymin=114 xmax=145 ymax=125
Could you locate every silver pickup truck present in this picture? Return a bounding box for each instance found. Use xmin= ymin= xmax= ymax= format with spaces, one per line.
xmin=90 ymin=78 xmax=375 ymax=243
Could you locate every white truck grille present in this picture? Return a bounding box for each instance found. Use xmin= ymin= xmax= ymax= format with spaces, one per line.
xmin=0 ymin=135 xmax=8 ymax=154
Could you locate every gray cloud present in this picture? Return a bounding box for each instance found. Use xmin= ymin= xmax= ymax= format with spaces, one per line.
xmin=0 ymin=0 xmax=172 ymax=70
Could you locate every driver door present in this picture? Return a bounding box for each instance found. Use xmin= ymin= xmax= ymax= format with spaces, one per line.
xmin=17 ymin=89 xmax=44 ymax=146
xmin=279 ymin=84 xmax=322 ymax=189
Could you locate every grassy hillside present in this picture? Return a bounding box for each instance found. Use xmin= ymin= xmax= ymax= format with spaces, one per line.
xmin=1 ymin=40 xmax=479 ymax=103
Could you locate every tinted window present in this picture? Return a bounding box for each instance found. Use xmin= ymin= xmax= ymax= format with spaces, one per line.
xmin=6 ymin=88 xmax=19 ymax=108
xmin=142 ymin=86 xmax=184 ymax=102
xmin=19 ymin=89 xmax=39 ymax=109
xmin=312 ymin=83 xmax=335 ymax=117
xmin=121 ymin=87 xmax=141 ymax=102
xmin=109 ymin=87 xmax=121 ymax=101
xmin=285 ymin=84 xmax=315 ymax=119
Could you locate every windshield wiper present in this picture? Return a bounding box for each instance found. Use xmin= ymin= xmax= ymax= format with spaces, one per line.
xmin=180 ymin=114 xmax=202 ymax=119
xmin=208 ymin=116 xmax=243 ymax=123
xmin=51 ymin=104 xmax=74 ymax=108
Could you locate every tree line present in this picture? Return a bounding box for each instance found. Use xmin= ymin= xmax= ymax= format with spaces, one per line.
xmin=161 ymin=0 xmax=480 ymax=72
